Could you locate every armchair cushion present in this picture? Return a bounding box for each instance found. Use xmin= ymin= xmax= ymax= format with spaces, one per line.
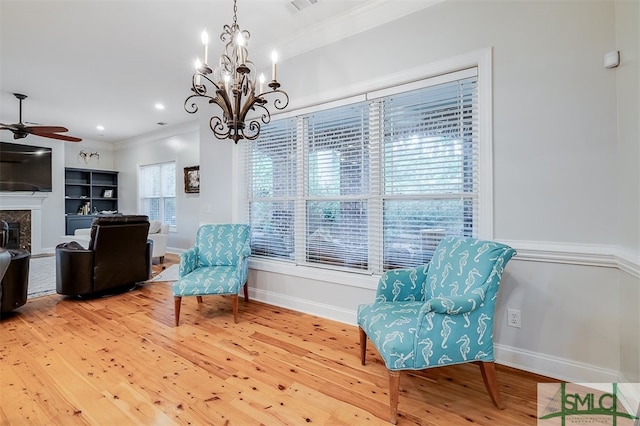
xmin=174 ymin=265 xmax=246 ymax=297
xmin=148 ymin=220 xmax=162 ymax=234
xmin=375 ymin=265 xmax=430 ymax=303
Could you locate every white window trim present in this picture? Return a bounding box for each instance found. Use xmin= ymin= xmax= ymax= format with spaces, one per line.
xmin=242 ymin=47 xmax=494 ymax=285
xmin=137 ymin=161 xmax=177 ymax=232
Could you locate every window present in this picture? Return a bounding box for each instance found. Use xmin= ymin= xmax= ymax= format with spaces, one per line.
xmin=139 ymin=162 xmax=176 ymax=227
xmin=245 ymin=68 xmax=480 ymax=274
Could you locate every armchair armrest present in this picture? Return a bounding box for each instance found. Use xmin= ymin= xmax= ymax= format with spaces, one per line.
xmin=55 ymin=242 xmax=94 ymax=296
xmin=375 ymin=265 xmax=429 ymax=302
xmin=74 ymin=228 xmax=91 ymax=237
xmin=179 ymin=246 xmax=199 ymax=278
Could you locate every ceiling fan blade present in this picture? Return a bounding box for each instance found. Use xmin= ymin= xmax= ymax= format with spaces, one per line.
xmin=4 ymin=95 xmax=81 ymax=142
xmin=28 ymin=125 xmax=70 ymax=134
xmin=34 ymin=132 xmax=82 ymax=142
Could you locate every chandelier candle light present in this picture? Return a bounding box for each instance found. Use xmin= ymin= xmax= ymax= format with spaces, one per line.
xmin=184 ymin=0 xmax=289 ymax=143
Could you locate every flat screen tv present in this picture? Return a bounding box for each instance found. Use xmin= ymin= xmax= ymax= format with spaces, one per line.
xmin=0 ymin=141 xmax=53 ymax=192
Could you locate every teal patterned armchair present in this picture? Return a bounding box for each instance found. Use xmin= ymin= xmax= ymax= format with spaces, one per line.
xmin=173 ymin=224 xmax=251 ymax=325
xmin=357 ymin=236 xmax=516 ymax=424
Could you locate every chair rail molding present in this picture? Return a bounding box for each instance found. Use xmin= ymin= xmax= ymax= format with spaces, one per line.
xmin=501 ymin=239 xmax=640 ymax=278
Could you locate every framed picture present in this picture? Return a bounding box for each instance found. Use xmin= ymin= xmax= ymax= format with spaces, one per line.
xmin=184 ymin=166 xmax=200 ymax=193
xmin=103 ymin=189 xmax=113 ymax=198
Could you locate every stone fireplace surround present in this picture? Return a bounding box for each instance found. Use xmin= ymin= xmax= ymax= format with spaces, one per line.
xmin=0 ymin=193 xmax=46 ymax=254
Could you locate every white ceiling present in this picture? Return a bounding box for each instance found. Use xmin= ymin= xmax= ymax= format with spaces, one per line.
xmin=1 ymin=0 xmax=436 ymax=144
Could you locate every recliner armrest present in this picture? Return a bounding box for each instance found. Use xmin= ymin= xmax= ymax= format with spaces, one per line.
xmin=56 ymin=244 xmax=94 ymax=296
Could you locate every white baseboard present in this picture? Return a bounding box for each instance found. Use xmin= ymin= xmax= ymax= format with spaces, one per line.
xmin=249 ymin=288 xmax=628 ymax=384
xmin=494 ymin=343 xmax=623 ymax=383
xmin=249 ymin=287 xmax=357 ymax=326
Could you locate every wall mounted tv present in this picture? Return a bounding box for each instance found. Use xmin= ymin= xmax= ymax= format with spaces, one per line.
xmin=0 ymin=141 xmax=53 ymax=192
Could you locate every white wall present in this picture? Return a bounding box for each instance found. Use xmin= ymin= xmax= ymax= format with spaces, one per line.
xmin=64 ymin=139 xmax=115 ymax=171
xmin=614 ymin=0 xmax=640 ymax=383
xmin=111 ymin=0 xmax=639 ymax=384
xmin=113 ymin=122 xmax=201 ymax=251
xmin=241 ymin=0 xmax=638 ymax=383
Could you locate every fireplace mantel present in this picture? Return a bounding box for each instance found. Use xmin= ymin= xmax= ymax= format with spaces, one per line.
xmin=0 ymin=192 xmax=49 ymax=254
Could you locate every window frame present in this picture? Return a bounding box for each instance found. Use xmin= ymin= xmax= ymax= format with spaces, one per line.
xmin=241 ymin=48 xmax=493 ymax=286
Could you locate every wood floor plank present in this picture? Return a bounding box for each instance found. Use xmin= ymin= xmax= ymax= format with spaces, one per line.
xmin=0 ymin=254 xmax=557 ymax=425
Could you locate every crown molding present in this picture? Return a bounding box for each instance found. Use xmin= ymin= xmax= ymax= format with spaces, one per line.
xmin=277 ymin=0 xmax=444 ymax=61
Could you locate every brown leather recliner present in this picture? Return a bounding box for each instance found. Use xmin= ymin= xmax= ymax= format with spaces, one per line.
xmin=56 ymin=215 xmax=153 ymax=297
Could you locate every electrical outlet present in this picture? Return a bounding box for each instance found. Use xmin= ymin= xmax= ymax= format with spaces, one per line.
xmin=507 ymin=308 xmax=521 ymax=328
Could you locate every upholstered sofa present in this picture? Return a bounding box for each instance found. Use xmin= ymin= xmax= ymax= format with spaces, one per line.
xmin=147 ymin=220 xmax=169 ymax=263
xmin=60 ymin=219 xmax=169 ymax=263
xmin=56 ymin=215 xmax=153 ymax=297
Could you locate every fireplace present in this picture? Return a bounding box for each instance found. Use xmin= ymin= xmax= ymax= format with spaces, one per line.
xmin=0 ymin=210 xmax=31 ymax=252
xmin=0 ymin=192 xmax=46 ymax=254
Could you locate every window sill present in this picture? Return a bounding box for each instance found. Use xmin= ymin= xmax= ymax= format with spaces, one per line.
xmin=248 ymin=257 xmax=380 ymax=291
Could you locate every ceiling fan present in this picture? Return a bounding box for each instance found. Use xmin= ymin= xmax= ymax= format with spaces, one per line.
xmin=0 ymin=93 xmax=82 ymax=142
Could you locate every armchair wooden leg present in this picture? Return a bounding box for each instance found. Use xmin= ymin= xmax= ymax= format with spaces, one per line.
xmin=359 ymin=327 xmax=367 ymax=365
xmin=477 ymin=361 xmax=505 ymax=409
xmin=196 ymin=296 xmax=203 ymax=304
xmin=159 ymin=256 xmax=164 ymax=264
xmin=232 ymin=294 xmax=239 ymax=323
xmin=174 ymin=296 xmax=182 ymax=326
xmin=389 ymin=370 xmax=400 ymax=425
xmin=243 ymin=282 xmax=249 ymax=302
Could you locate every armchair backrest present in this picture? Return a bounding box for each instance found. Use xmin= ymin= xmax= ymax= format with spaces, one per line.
xmin=424 ymin=236 xmax=516 ymax=300
xmin=89 ymin=215 xmax=151 ymax=291
xmin=196 ymin=224 xmax=251 ymax=267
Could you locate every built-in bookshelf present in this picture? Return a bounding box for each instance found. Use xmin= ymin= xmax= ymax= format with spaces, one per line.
xmin=64 ymin=168 xmax=118 ymax=235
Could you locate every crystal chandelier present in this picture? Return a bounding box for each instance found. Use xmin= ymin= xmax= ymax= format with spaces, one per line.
xmin=184 ymin=0 xmax=289 ymax=143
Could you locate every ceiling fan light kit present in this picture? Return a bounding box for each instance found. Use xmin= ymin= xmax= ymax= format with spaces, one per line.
xmin=184 ymin=0 xmax=289 ymax=143
xmin=0 ymin=93 xmax=82 ymax=142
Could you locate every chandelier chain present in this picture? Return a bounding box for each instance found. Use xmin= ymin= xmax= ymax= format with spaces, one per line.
xmin=233 ymin=0 xmax=238 ymax=27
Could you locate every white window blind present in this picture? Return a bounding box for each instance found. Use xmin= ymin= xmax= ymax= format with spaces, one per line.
xmin=139 ymin=162 xmax=176 ymax=227
xmin=305 ymin=103 xmax=370 ymax=269
xmin=381 ymin=76 xmax=478 ymax=269
xmin=246 ymin=118 xmax=297 ymax=260
xmin=245 ymin=68 xmax=479 ymax=273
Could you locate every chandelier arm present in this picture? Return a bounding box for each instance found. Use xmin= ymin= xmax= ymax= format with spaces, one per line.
xmin=210 ymin=116 xmax=231 ymax=140
xmin=242 ymin=119 xmax=262 ymax=141
xmin=184 ymin=72 xmax=225 ymax=114
xmin=256 ymin=89 xmax=290 ymax=111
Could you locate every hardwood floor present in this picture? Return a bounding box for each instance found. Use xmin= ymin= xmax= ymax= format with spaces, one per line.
xmin=1 ymin=254 xmax=555 ymax=425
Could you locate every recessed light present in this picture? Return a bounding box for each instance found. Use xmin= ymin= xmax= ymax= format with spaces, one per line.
xmin=155 ymin=103 xmax=165 ymax=110
xmin=96 ymin=125 xmax=105 ymax=131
